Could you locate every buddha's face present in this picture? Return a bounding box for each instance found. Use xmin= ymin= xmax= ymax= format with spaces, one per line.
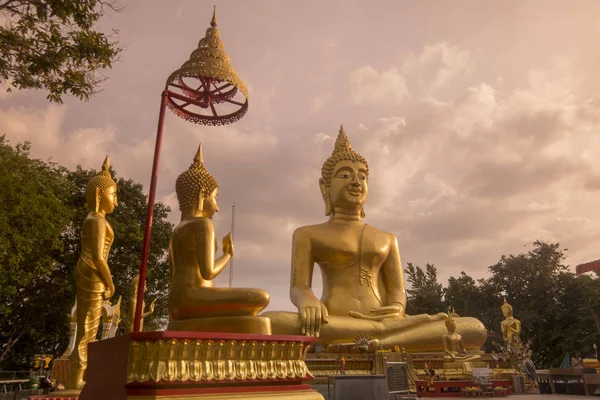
xmin=502 ymin=307 xmax=511 ymax=318
xmin=99 ymin=185 xmax=118 ymax=214
xmin=445 ymin=319 xmax=456 ymax=333
xmin=323 ymin=160 xmax=368 ymax=211
xmin=201 ymin=188 xmax=219 ymax=219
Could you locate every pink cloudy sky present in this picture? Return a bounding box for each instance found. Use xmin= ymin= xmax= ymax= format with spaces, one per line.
xmin=2 ymin=1 xmax=600 ymax=312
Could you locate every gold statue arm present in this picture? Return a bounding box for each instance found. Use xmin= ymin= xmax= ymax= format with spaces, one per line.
xmin=142 ymin=299 xmax=156 ymax=318
xmin=289 ymin=228 xmax=329 ymax=337
xmin=379 ymin=236 xmax=407 ymax=314
xmin=442 ymin=335 xmax=455 ymax=359
xmin=90 ymin=217 xmax=115 ymax=298
xmin=193 ymin=218 xmax=232 ymax=280
xmin=501 ymin=321 xmax=507 ymax=337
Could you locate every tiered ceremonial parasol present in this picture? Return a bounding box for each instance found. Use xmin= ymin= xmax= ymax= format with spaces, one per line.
xmin=133 ymin=6 xmax=248 ymax=331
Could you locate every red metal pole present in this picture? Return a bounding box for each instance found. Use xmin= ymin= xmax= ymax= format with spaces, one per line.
xmin=134 ymin=90 xmax=168 ymax=332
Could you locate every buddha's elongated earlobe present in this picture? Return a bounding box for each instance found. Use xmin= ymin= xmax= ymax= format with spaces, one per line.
xmin=95 ymin=187 xmax=100 ymax=213
xmin=361 ymin=207 xmax=366 ymax=218
xmin=324 ymin=194 xmax=333 ymax=216
xmin=197 ymin=190 xmax=204 ymax=215
xmin=319 ymin=178 xmax=333 ymax=216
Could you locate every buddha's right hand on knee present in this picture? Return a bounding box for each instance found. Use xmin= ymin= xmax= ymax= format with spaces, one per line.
xmin=297 ymin=298 xmax=329 ymax=337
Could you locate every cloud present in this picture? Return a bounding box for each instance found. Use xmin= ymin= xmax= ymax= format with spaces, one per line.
xmin=358 ymin=56 xmax=600 ymax=281
xmin=348 ymin=66 xmax=409 ymax=105
xmin=403 ymin=41 xmax=472 ymax=93
xmin=2 ymin=2 xmax=600 ymax=316
xmin=310 ymin=93 xmax=333 ymax=113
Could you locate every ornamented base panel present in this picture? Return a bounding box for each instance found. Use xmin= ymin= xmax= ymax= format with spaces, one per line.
xmin=80 ymin=332 xmax=319 ymax=400
xmin=127 ymin=331 xmax=313 ymax=384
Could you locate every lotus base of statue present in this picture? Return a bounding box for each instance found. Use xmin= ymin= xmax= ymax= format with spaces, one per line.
xmin=75 ymin=331 xmax=323 ymax=400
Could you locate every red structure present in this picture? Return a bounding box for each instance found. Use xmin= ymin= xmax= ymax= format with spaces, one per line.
xmin=133 ymin=6 xmax=249 ymax=332
xmin=575 ymin=259 xmax=600 ymax=276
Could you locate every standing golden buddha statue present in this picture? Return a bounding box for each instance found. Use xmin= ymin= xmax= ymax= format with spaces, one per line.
xmin=167 ymin=144 xmax=271 ymax=334
xmin=264 ymin=126 xmax=487 ymax=352
xmin=500 ymin=298 xmax=521 ymax=343
xmin=68 ymin=156 xmax=118 ymax=390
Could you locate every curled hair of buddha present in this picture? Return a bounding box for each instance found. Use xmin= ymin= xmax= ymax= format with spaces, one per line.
xmin=85 ymin=155 xmax=117 ymax=212
xmin=321 ymin=125 xmax=369 ymax=187
xmin=175 ymin=143 xmax=219 ymax=211
xmin=501 ymin=297 xmax=513 ymax=313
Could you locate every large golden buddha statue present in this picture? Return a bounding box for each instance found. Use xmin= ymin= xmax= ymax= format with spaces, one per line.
xmin=68 ymin=156 xmax=118 ymax=390
xmin=264 ymin=126 xmax=487 ymax=351
xmin=167 ymin=144 xmax=271 ymax=334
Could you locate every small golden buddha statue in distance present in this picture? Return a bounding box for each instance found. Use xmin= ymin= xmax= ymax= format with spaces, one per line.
xmin=124 ymin=275 xmax=156 ymax=333
xmin=263 ymin=126 xmax=487 ymax=351
xmin=442 ymin=318 xmax=481 ymax=362
xmin=68 ymin=156 xmax=118 ymax=390
xmin=500 ymin=298 xmax=521 ymax=343
xmin=442 ymin=317 xmax=481 ymax=378
xmin=167 ymin=144 xmax=271 ymax=334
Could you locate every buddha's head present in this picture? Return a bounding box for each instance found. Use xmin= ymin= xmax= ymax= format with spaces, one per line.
xmin=501 ymin=298 xmax=513 ymax=318
xmin=86 ymin=155 xmax=118 ymax=214
xmin=445 ymin=317 xmax=456 ymax=333
xmin=175 ymin=143 xmax=219 ymax=219
xmin=320 ymin=126 xmax=369 ymax=217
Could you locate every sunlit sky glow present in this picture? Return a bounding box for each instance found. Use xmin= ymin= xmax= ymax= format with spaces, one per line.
xmin=3 ymin=0 xmax=600 ymax=311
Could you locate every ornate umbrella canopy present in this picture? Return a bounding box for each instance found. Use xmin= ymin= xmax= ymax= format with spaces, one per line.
xmin=165 ymin=6 xmax=248 ymax=125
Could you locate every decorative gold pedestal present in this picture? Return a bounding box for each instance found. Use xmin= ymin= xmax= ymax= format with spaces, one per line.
xmin=167 ymin=316 xmax=271 ymax=335
xmin=78 ymin=332 xmax=323 ymax=400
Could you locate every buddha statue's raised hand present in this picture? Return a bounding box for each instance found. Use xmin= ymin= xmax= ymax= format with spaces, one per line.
xmin=222 ymin=232 xmax=234 ymax=257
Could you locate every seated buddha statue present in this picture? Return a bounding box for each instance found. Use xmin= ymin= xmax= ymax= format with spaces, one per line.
xmin=500 ymin=298 xmax=521 ymax=343
xmin=263 ymin=126 xmax=487 ymax=351
xmin=68 ymin=156 xmax=118 ymax=390
xmin=442 ymin=317 xmax=481 ymax=377
xmin=167 ymin=144 xmax=271 ymax=334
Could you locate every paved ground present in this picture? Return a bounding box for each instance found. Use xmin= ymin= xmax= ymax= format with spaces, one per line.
xmin=422 ymin=396 xmax=588 ymax=400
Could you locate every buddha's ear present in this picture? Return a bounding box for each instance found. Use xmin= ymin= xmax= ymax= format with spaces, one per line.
xmin=196 ymin=190 xmax=204 ymax=214
xmin=95 ymin=187 xmax=101 ymax=213
xmin=361 ymin=207 xmax=366 ymax=218
xmin=319 ymin=178 xmax=333 ymax=216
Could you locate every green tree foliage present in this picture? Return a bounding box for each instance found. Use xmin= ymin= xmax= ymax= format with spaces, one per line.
xmin=0 ymin=138 xmax=173 ymax=370
xmin=404 ymin=241 xmax=600 ymax=368
xmin=0 ymin=0 xmax=123 ymax=103
xmin=0 ymin=135 xmax=76 ymax=364
xmin=404 ymin=262 xmax=445 ymax=315
xmin=485 ymin=241 xmax=586 ymax=368
xmin=444 ymin=272 xmax=500 ymax=331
